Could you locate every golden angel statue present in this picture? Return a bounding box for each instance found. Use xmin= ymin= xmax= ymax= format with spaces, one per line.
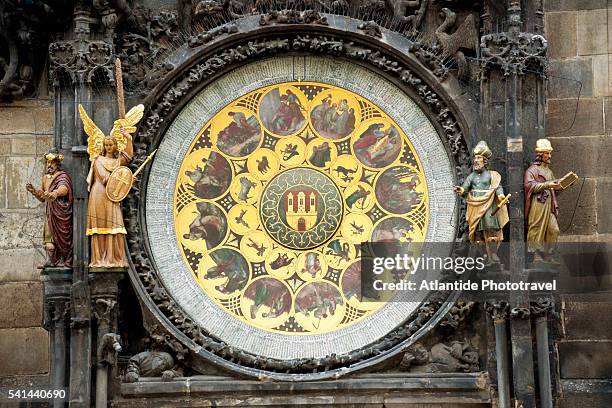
xmin=79 ymin=103 xmax=144 ymax=268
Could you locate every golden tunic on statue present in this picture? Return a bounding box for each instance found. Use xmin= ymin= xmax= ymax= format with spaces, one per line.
xmin=86 ymin=155 xmax=129 ymax=235
xmin=465 ymin=171 xmax=509 ymax=242
xmin=78 ymin=102 xmax=143 ymax=268
xmin=86 ymin=152 xmax=132 ymax=268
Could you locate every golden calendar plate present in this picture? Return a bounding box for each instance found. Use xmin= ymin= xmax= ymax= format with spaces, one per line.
xmin=173 ymin=81 xmax=430 ymax=335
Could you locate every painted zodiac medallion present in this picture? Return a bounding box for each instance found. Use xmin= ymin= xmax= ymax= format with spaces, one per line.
xmin=173 ymin=81 xmax=429 ymax=335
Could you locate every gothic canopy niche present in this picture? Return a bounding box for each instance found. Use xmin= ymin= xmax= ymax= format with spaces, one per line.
xmin=128 ymin=15 xmax=471 ymax=380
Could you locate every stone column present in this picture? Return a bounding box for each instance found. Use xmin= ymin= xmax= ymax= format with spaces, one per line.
xmin=48 ymin=2 xmax=115 ymax=405
xmin=42 ymin=270 xmax=73 ymax=408
xmin=480 ymin=2 xmax=548 ymax=407
xmin=531 ymin=298 xmax=555 ymax=408
xmin=486 ymin=300 xmax=510 ymax=408
xmin=90 ymin=270 xmax=124 ymax=408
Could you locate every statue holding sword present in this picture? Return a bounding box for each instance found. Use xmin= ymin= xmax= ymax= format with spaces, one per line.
xmin=454 ymin=141 xmax=509 ymax=265
xmin=78 ymin=58 xmax=155 ymax=268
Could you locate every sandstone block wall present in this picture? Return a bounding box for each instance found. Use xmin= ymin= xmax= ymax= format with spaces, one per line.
xmin=545 ymin=3 xmax=612 ymax=407
xmin=545 ymin=0 xmax=612 ymax=241
xmin=0 ymin=100 xmax=52 ymax=385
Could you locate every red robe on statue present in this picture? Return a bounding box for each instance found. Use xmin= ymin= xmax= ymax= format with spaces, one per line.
xmin=47 ymin=171 xmax=73 ymax=265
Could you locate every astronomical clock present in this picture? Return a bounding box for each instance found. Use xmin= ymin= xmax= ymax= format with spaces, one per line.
xmin=145 ymin=57 xmax=456 ymax=364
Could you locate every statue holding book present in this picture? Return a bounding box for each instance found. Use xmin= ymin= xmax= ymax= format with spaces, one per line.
xmin=454 ymin=141 xmax=509 ymax=265
xmin=524 ymin=138 xmax=577 ymax=264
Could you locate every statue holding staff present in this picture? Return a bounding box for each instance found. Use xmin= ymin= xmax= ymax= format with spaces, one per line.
xmin=79 ymin=104 xmax=144 ymax=267
xmin=78 ymin=59 xmax=147 ymax=268
xmin=26 ymin=149 xmax=73 ymax=267
xmin=454 ymin=141 xmax=509 ymax=264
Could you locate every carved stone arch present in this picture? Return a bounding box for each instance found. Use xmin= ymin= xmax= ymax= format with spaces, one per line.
xmin=125 ymin=14 xmax=473 ymax=381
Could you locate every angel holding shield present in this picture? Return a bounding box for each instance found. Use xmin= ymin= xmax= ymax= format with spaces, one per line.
xmin=78 ymin=104 xmax=144 ymax=268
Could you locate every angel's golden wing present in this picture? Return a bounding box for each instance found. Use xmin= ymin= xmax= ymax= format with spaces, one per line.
xmin=78 ymin=104 xmax=106 ymax=161
xmin=110 ymin=104 xmax=145 ymax=153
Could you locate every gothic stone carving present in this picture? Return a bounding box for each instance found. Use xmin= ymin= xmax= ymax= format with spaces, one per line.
xmin=485 ymin=300 xmax=508 ymax=324
xmin=481 ymin=31 xmax=547 ymax=77
xmin=71 ymin=280 xmax=91 ymax=328
xmin=49 ymin=40 xmax=113 ymax=85
xmin=435 ymin=8 xmax=478 ymax=79
xmin=97 ymin=332 xmax=122 ymax=367
xmin=399 ymin=340 xmax=479 ymax=373
xmin=529 ymin=297 xmax=554 ymax=318
xmin=188 ymin=24 xmax=238 ymax=48
xmin=358 ymin=21 xmax=383 ymax=38
xmin=439 ymin=300 xmax=475 ymax=330
xmin=116 ymin=7 xmax=180 ymax=92
xmin=480 ymin=3 xmax=547 ymax=77
xmin=0 ymin=0 xmax=65 ymax=98
xmin=43 ymin=298 xmax=71 ymax=331
xmin=173 ymin=0 xmax=482 ymax=83
xmin=259 ymin=10 xmax=328 ymax=26
xmin=124 ymin=351 xmax=178 ymax=382
xmin=48 ymin=4 xmax=114 ymax=86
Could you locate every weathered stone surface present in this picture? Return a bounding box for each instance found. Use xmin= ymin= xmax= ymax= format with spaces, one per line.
xmin=597 ymin=178 xmax=612 ymax=233
xmin=0 ymin=373 xmax=50 ymax=388
xmin=546 ymin=135 xmax=612 ymax=178
xmin=118 ymin=374 xmax=491 ymax=407
xmin=557 ymin=178 xmax=596 ymax=235
xmin=11 ymin=136 xmax=37 ymax=155
xmin=0 ymin=138 xmax=10 ymax=155
xmin=33 ymin=107 xmax=53 ymax=134
xmin=545 ymin=0 xmax=607 ymax=11
xmin=0 ymin=157 xmax=5 ymax=209
xmin=604 ymin=97 xmax=612 ymax=133
xmin=0 ymin=108 xmax=35 ymax=134
xmin=591 ymin=54 xmax=610 ymax=97
xmin=0 ymin=282 xmax=43 ymax=328
xmin=0 ymin=211 xmax=45 ymax=250
xmin=36 ymin=135 xmax=53 ymax=155
xmin=563 ymin=301 xmax=612 ymax=340
xmin=0 ymin=327 xmax=48 ymax=375
xmin=558 ymin=341 xmax=612 ymax=378
xmin=546 ymin=12 xmax=577 ymax=59
xmin=547 ymin=58 xmax=593 ymax=98
xmin=5 ymin=157 xmax=44 ymax=209
xmin=609 ymin=11 xmax=612 ymax=54
xmin=576 ymin=10 xmax=608 ymax=56
xmin=558 ymin=394 xmax=612 ymax=408
xmin=546 ymin=98 xmax=604 ymax=137
xmin=0 ymin=248 xmax=43 ymax=282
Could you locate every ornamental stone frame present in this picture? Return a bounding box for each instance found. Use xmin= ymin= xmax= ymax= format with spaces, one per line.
xmin=124 ymin=14 xmax=474 ymax=380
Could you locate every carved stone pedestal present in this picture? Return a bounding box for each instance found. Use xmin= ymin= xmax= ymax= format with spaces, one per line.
xmin=41 ymin=267 xmax=73 ymax=408
xmin=116 ymin=373 xmax=492 ymax=408
xmin=90 ymin=269 xmax=126 ymax=408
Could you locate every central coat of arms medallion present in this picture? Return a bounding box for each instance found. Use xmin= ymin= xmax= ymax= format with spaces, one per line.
xmin=260 ymin=168 xmax=343 ymax=249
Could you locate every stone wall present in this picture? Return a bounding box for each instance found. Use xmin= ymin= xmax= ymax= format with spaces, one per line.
xmin=545 ymin=0 xmax=612 ymax=241
xmin=545 ymin=3 xmax=612 ymax=407
xmin=0 ymin=99 xmax=53 ymax=385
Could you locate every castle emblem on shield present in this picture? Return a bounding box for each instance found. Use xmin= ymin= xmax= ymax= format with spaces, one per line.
xmin=285 ymin=190 xmax=318 ymax=231
xmin=260 ymin=168 xmax=343 ymax=250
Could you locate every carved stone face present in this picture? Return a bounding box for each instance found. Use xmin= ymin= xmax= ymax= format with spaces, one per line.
xmin=46 ymin=159 xmax=60 ymax=174
xmin=473 ymin=155 xmax=486 ymax=172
